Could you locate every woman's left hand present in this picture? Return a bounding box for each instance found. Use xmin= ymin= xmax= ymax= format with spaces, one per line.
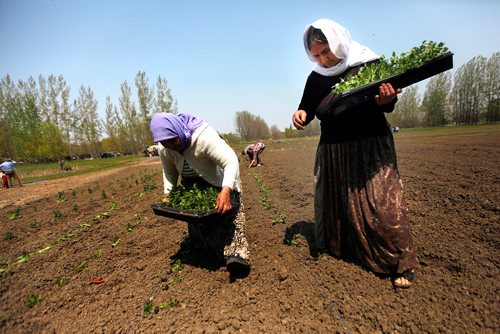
xmin=216 ymin=187 xmax=232 ymax=214
xmin=375 ymin=83 xmax=402 ymax=106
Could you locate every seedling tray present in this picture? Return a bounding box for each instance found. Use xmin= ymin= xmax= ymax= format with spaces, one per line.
xmin=151 ymin=203 xmax=220 ymax=224
xmin=330 ymin=52 xmax=454 ymax=115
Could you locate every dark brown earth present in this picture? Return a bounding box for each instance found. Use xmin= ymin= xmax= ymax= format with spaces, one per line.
xmin=0 ymin=125 xmax=498 ymax=333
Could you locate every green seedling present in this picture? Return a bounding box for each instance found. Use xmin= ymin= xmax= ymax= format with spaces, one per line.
xmin=101 ymin=191 xmax=107 ymax=199
xmin=110 ymin=202 xmax=117 ymax=210
xmin=272 ymin=213 xmax=288 ymax=225
xmin=143 ymin=300 xmax=154 ymax=316
xmin=111 ymin=239 xmax=121 ymax=248
xmin=167 ymin=275 xmax=182 ymax=287
xmin=80 ymin=223 xmax=91 ymax=228
xmin=127 ymin=222 xmax=134 ymax=233
xmin=71 ymin=190 xmax=77 ymax=197
xmin=56 ymin=191 xmax=65 ymax=202
xmin=159 ymin=300 xmax=179 ymax=310
xmin=56 ymin=233 xmax=77 ymax=243
xmin=8 ymin=208 xmax=21 ymax=220
xmin=27 ymin=294 xmax=41 ymax=308
xmin=55 ymin=276 xmax=70 ymax=287
xmin=3 ymin=232 xmax=14 ymax=240
xmin=93 ymin=249 xmax=103 ymax=259
xmin=171 ymin=259 xmax=183 ymax=273
xmin=72 ymin=204 xmax=79 ymax=212
xmin=73 ymin=261 xmax=86 ymax=272
xmin=52 ymin=210 xmax=62 ymax=218
xmin=163 ymin=184 xmax=218 ymax=212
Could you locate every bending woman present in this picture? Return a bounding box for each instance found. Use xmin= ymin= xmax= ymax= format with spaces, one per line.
xmin=150 ymin=113 xmax=250 ymax=277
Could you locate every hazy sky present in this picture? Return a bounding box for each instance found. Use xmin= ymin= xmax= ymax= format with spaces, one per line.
xmin=1 ymin=0 xmax=499 ymax=134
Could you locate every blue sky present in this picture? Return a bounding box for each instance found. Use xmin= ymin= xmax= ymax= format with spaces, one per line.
xmin=1 ymin=0 xmax=499 ymax=134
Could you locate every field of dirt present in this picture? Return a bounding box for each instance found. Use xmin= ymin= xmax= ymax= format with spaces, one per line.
xmin=0 ymin=125 xmax=498 ymax=333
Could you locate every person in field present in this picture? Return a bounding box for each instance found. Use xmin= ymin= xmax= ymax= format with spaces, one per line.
xmin=0 ymin=158 xmax=23 ymax=188
xmin=150 ymin=112 xmax=250 ymax=277
xmin=292 ymin=19 xmax=417 ymax=289
xmin=241 ymin=142 xmax=266 ymax=168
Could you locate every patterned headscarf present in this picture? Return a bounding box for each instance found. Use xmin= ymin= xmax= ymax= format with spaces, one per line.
xmin=303 ymin=19 xmax=379 ymax=77
xmin=150 ymin=113 xmax=204 ymax=151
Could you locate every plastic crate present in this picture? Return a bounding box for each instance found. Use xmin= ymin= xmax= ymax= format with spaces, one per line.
xmin=330 ymin=52 xmax=454 ymax=116
xmin=151 ymin=203 xmax=220 ymax=224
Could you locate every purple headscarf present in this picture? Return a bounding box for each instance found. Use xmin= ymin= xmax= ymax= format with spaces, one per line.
xmin=150 ymin=113 xmax=204 ymax=151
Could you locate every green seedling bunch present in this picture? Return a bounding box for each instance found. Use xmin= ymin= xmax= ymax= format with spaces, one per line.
xmin=27 ymin=294 xmax=41 ymax=308
xmin=164 ymin=184 xmax=218 ymax=212
xmin=333 ymin=41 xmax=449 ymax=94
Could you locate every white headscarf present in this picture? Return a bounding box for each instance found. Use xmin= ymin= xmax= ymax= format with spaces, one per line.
xmin=303 ymin=19 xmax=379 ymax=77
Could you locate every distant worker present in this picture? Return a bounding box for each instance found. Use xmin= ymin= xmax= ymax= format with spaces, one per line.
xmin=0 ymin=158 xmax=23 ymax=187
xmin=242 ymin=142 xmax=266 ymax=168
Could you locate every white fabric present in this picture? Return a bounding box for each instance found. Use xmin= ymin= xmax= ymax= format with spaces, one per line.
xmin=303 ymin=18 xmax=379 ymax=77
xmin=158 ymin=123 xmax=241 ymax=193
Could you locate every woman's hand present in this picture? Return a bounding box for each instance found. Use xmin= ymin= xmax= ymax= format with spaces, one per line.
xmin=162 ymin=196 xmax=169 ymax=203
xmin=292 ymin=110 xmax=308 ymax=130
xmin=375 ymin=83 xmax=402 ymax=106
xmin=216 ymin=186 xmax=232 ymax=214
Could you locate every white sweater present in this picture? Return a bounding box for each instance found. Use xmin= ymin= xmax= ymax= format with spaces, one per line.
xmin=158 ymin=123 xmax=241 ymax=193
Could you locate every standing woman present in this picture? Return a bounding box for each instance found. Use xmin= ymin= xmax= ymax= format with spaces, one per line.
xmin=292 ymin=19 xmax=418 ymax=288
xmin=150 ymin=113 xmax=250 ymax=277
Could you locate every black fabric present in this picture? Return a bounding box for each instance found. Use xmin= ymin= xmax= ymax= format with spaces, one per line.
xmin=298 ymin=61 xmax=397 ymax=143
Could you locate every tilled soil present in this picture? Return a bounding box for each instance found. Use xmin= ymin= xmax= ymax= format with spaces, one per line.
xmin=0 ymin=126 xmax=498 ymax=333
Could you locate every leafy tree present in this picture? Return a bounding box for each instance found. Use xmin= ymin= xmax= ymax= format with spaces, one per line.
xmin=451 ymin=56 xmax=486 ymax=125
xmin=155 ymin=75 xmax=178 ymax=115
xmin=135 ymin=71 xmax=154 ymax=146
xmin=483 ymin=52 xmax=500 ymax=123
xmin=389 ymin=85 xmax=421 ymax=128
xmin=421 ymin=72 xmax=451 ymax=127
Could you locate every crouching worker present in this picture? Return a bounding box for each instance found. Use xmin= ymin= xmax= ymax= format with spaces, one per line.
xmin=242 ymin=142 xmax=265 ymax=168
xmin=150 ymin=112 xmax=250 ymax=277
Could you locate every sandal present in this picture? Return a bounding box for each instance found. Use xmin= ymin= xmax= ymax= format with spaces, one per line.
xmin=392 ymin=270 xmax=415 ymax=289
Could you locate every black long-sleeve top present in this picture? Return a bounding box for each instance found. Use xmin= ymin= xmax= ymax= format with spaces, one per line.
xmin=298 ymin=61 xmax=396 ymax=143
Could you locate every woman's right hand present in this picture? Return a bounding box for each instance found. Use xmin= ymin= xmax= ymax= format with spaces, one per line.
xmin=292 ymin=110 xmax=307 ymax=130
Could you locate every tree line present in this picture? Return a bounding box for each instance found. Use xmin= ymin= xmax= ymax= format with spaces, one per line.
xmin=0 ymin=52 xmax=497 ymax=162
xmin=0 ymin=71 xmax=177 ymax=162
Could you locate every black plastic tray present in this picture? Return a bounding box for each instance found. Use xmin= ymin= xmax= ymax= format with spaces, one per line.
xmin=151 ymin=203 xmax=220 ymax=224
xmin=330 ymin=52 xmax=454 ymax=116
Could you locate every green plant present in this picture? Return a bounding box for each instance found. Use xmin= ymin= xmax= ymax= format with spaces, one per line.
xmin=127 ymin=222 xmax=134 ymax=233
xmin=73 ymin=261 xmax=86 ymax=272
xmin=143 ymin=300 xmax=154 ymax=316
xmin=101 ymin=190 xmax=107 ymax=199
xmin=27 ymin=294 xmax=41 ymax=308
xmin=56 ymin=191 xmax=65 ymax=202
xmin=333 ymin=41 xmax=449 ymax=94
xmin=72 ymin=204 xmax=79 ymax=212
xmin=171 ymin=259 xmax=183 ymax=273
xmin=112 ymin=239 xmax=121 ymax=247
xmin=159 ymin=299 xmax=179 ymax=310
xmin=94 ymin=249 xmax=103 ymax=259
xmin=3 ymin=232 xmax=14 ymax=240
xmin=52 ymin=210 xmax=62 ymax=218
xmin=8 ymin=208 xmax=21 ymax=220
xmin=55 ymin=276 xmax=70 ymax=287
xmin=163 ymin=184 xmax=218 ymax=212
xmin=272 ymin=213 xmax=288 ymax=225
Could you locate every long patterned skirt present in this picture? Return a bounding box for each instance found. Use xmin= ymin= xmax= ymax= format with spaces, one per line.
xmin=314 ymin=134 xmax=417 ymax=275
